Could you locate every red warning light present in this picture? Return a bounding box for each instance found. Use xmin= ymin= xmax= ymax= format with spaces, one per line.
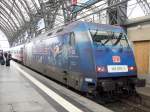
xmin=96 ymin=66 xmax=106 ymax=73
xmin=112 ymin=56 xmax=120 ymax=63
xmin=128 ymin=66 xmax=136 ymax=71
xmin=71 ymin=0 xmax=77 ymax=5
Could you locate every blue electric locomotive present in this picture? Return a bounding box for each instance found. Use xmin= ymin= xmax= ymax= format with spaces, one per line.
xmin=11 ymin=21 xmax=145 ymax=94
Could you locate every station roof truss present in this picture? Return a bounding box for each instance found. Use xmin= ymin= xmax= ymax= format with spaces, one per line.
xmin=0 ymin=0 xmax=150 ymax=46
xmin=0 ymin=0 xmax=41 ymax=44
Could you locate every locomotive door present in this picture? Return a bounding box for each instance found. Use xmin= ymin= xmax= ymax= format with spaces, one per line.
xmin=68 ymin=32 xmax=80 ymax=71
xmin=61 ymin=32 xmax=80 ymax=87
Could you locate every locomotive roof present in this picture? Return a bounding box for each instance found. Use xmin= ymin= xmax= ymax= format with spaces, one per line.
xmin=71 ymin=21 xmax=123 ymax=29
xmin=62 ymin=21 xmax=124 ymax=34
xmin=28 ymin=21 xmax=124 ymax=42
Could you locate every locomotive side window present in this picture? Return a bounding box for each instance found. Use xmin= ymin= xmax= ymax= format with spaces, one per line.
xmin=89 ymin=30 xmax=129 ymax=47
xmin=69 ymin=32 xmax=76 ymax=47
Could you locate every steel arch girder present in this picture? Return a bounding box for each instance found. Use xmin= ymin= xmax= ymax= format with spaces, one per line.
xmin=50 ymin=8 xmax=59 ymax=28
xmin=40 ymin=0 xmax=61 ymax=29
xmin=1 ymin=0 xmax=23 ymax=26
xmin=22 ymin=0 xmax=32 ymax=13
xmin=0 ymin=16 xmax=16 ymax=33
xmin=0 ymin=21 xmax=14 ymax=37
xmin=0 ymin=23 xmax=13 ymax=37
xmin=23 ymin=0 xmax=39 ymax=15
xmin=13 ymin=0 xmax=26 ymax=24
xmin=0 ymin=13 xmax=16 ymax=32
xmin=31 ymin=0 xmax=40 ymax=12
xmin=0 ymin=28 xmax=11 ymax=40
xmin=0 ymin=27 xmax=12 ymax=45
xmin=18 ymin=0 xmax=30 ymax=17
xmin=0 ymin=20 xmax=13 ymax=34
xmin=0 ymin=5 xmax=18 ymax=30
xmin=0 ymin=9 xmax=17 ymax=31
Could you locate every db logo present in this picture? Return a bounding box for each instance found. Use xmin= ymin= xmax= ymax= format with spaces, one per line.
xmin=112 ymin=56 xmax=120 ymax=63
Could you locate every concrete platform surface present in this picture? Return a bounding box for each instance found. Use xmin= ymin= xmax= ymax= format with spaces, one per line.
xmin=138 ymin=74 xmax=150 ymax=85
xmin=137 ymin=74 xmax=150 ymax=97
xmin=0 ymin=61 xmax=113 ymax=112
xmin=0 ymin=64 xmax=58 ymax=112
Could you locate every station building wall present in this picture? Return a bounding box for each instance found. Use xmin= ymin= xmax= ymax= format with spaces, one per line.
xmin=128 ymin=24 xmax=150 ymax=75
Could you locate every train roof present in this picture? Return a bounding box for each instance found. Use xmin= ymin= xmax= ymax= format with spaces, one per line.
xmin=11 ymin=21 xmax=125 ymax=48
xmin=26 ymin=21 xmax=124 ymax=43
xmin=66 ymin=21 xmax=123 ymax=32
xmin=55 ymin=21 xmax=123 ymax=34
xmin=69 ymin=21 xmax=123 ymax=29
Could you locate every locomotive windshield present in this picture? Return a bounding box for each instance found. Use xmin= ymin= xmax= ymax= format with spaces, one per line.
xmin=89 ymin=30 xmax=129 ymax=47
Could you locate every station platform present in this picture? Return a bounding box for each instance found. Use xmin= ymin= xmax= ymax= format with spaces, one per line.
xmin=0 ymin=61 xmax=112 ymax=112
xmin=138 ymin=74 xmax=150 ymax=86
xmin=137 ymin=74 xmax=150 ymax=96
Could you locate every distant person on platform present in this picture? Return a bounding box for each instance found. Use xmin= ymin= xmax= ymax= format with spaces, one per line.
xmin=4 ymin=52 xmax=8 ymax=59
xmin=0 ymin=51 xmax=5 ymax=65
xmin=5 ymin=52 xmax=11 ymax=66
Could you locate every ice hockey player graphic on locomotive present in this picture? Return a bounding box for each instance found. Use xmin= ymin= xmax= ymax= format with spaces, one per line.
xmin=10 ymin=21 xmax=145 ymax=96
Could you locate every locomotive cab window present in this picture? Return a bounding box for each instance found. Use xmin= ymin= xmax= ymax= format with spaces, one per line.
xmin=69 ymin=32 xmax=76 ymax=47
xmin=89 ymin=30 xmax=129 ymax=47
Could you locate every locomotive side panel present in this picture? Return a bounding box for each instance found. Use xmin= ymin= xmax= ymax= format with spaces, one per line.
xmin=24 ymin=31 xmax=88 ymax=91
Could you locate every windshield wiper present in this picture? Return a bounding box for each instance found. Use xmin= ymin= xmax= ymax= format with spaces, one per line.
xmin=103 ymin=39 xmax=110 ymax=45
xmin=89 ymin=29 xmax=98 ymax=41
xmin=92 ymin=29 xmax=98 ymax=41
xmin=113 ymin=33 xmax=122 ymax=46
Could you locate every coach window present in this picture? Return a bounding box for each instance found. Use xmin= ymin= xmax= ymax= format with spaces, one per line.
xmin=69 ymin=32 xmax=76 ymax=47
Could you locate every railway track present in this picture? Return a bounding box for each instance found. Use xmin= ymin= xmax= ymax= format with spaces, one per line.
xmin=120 ymin=99 xmax=149 ymax=112
xmin=103 ymin=94 xmax=150 ymax=112
xmin=62 ymin=82 xmax=150 ymax=112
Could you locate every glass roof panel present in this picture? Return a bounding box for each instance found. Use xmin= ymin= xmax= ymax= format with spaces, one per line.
xmin=16 ymin=0 xmax=30 ymax=21
xmin=26 ymin=0 xmax=38 ymax=14
xmin=76 ymin=1 xmax=108 ymax=24
xmin=53 ymin=9 xmax=65 ymax=28
xmin=34 ymin=0 xmax=41 ymax=8
xmin=0 ymin=2 xmax=10 ymax=13
xmin=0 ymin=2 xmax=20 ymax=27
xmin=0 ymin=14 xmax=16 ymax=30
xmin=4 ymin=0 xmax=12 ymax=6
xmin=0 ymin=30 xmax=10 ymax=51
xmin=21 ymin=0 xmax=30 ymax=13
xmin=13 ymin=8 xmax=24 ymax=23
xmin=10 ymin=14 xmax=20 ymax=28
xmin=0 ymin=0 xmax=41 ymax=40
xmin=127 ymin=0 xmax=145 ymax=18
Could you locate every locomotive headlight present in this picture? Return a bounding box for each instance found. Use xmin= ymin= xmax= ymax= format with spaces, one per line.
xmin=96 ymin=66 xmax=106 ymax=73
xmin=128 ymin=66 xmax=136 ymax=71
